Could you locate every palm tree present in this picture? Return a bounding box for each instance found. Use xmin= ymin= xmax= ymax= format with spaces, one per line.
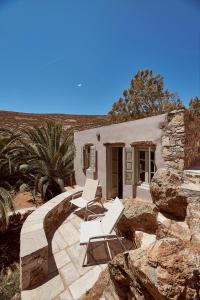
xmin=0 ymin=128 xmax=18 ymax=229
xmin=21 ymin=121 xmax=75 ymax=201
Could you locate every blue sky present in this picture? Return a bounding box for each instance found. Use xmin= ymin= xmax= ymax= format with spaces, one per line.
xmin=0 ymin=0 xmax=200 ymax=115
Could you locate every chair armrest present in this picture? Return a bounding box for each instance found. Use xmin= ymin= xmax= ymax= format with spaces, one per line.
xmin=87 ymin=213 xmax=105 ymax=221
xmin=88 ymin=234 xmax=117 ymax=242
xmin=86 ymin=196 xmax=103 ymax=206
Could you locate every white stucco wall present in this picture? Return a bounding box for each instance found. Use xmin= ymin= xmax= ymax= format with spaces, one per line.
xmin=74 ymin=114 xmax=166 ymax=200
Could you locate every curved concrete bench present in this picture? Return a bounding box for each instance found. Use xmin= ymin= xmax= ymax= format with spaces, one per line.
xmin=20 ymin=186 xmax=83 ymax=291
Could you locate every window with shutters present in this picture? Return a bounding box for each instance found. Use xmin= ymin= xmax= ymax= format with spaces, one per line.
xmin=81 ymin=144 xmax=96 ymax=172
xmin=124 ymin=146 xmax=156 ymax=185
xmin=138 ymin=148 xmax=156 ymax=184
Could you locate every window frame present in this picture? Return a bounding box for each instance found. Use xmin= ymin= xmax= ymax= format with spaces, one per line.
xmin=137 ymin=146 xmax=156 ymax=185
xmin=81 ymin=143 xmax=96 ymax=172
xmin=124 ymin=144 xmax=156 ymax=186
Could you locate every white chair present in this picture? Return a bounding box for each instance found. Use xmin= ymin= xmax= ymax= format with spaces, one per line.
xmin=70 ymin=178 xmax=104 ymax=219
xmin=80 ymin=197 xmax=126 ymax=266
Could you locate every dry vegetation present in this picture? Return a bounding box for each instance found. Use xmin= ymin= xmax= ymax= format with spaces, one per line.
xmin=0 ymin=110 xmax=110 ymax=131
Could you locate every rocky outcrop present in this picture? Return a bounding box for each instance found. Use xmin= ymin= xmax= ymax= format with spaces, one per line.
xmin=150 ymin=168 xmax=187 ymax=219
xmin=118 ymin=199 xmax=158 ymax=239
xmin=156 ymin=212 xmax=191 ymax=241
xmin=186 ymin=203 xmax=200 ymax=242
xmin=102 ymin=238 xmax=200 ymax=300
xmin=80 ymin=269 xmax=111 ymax=300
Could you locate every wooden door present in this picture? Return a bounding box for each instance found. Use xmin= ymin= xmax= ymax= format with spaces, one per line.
xmin=110 ymin=147 xmax=119 ymax=198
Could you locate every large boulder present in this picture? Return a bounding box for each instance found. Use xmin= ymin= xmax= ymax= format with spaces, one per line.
xmin=118 ymin=199 xmax=158 ymax=239
xmin=129 ymin=238 xmax=200 ymax=299
xmin=156 ymin=212 xmax=191 ymax=241
xmin=105 ymin=238 xmax=200 ymax=300
xmin=150 ymin=168 xmax=188 ymax=219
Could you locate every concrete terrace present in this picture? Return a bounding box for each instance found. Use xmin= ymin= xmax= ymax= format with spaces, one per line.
xmin=21 ymin=194 xmax=128 ymax=300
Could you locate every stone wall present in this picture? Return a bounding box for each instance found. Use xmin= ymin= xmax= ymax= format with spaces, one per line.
xmin=20 ymin=187 xmax=82 ymax=290
xmin=161 ymin=109 xmax=185 ymax=171
xmin=184 ymin=110 xmax=200 ymax=169
xmin=161 ymin=109 xmax=200 ymax=171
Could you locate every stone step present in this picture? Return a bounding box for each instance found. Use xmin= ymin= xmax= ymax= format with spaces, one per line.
xmin=183 ymin=169 xmax=200 ymax=185
xmin=181 ymin=182 xmax=200 ymax=192
xmin=181 ymin=183 xmax=200 ymax=204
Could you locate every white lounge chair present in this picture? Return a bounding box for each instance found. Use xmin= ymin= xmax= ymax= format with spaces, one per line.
xmin=70 ymin=178 xmax=104 ymax=219
xmin=80 ymin=197 xmax=126 ymax=266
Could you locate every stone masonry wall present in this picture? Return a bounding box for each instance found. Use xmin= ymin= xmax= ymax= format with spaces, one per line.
xmin=161 ymin=109 xmax=200 ymax=171
xmin=184 ymin=110 xmax=200 ymax=169
xmin=161 ymin=110 xmax=185 ymax=171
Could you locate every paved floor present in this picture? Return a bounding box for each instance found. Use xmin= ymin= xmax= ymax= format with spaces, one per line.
xmin=22 ymin=203 xmax=129 ymax=300
xmin=52 ymin=211 xmax=108 ymax=300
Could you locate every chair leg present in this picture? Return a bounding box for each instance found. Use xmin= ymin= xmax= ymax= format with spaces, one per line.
xmin=83 ymin=240 xmax=97 ymax=266
xmin=103 ymin=238 xmax=112 ymax=261
xmin=82 ymin=242 xmax=90 ymax=267
xmin=106 ymin=240 xmax=112 ymax=261
xmin=100 ymin=200 xmax=105 ymax=210
xmin=84 ymin=207 xmax=87 ymax=221
xmin=116 ymin=235 xmax=127 ymax=251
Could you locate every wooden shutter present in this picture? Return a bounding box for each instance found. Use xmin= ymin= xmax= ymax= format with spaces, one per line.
xmin=124 ymin=147 xmax=134 ymax=185
xmin=81 ymin=145 xmax=86 ymax=170
xmin=133 ymin=147 xmax=138 ymax=184
xmin=90 ymin=145 xmax=96 ymax=172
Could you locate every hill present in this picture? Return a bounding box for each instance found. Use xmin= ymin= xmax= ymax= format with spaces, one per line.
xmin=0 ymin=110 xmax=111 ymax=131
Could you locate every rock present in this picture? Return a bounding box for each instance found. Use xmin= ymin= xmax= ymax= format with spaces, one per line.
xmin=118 ymin=199 xmax=158 ymax=239
xmin=102 ymin=283 xmax=120 ymax=300
xmin=135 ymin=231 xmax=156 ymax=249
xmin=168 ymin=110 xmax=185 ymax=127
xmin=150 ymin=168 xmax=188 ymax=219
xmin=80 ymin=269 xmax=113 ymax=300
xmin=106 ymin=253 xmax=153 ymax=300
xmin=156 ymin=212 xmax=191 ymax=241
xmin=186 ymin=203 xmax=200 ymax=242
xmin=105 ymin=238 xmax=200 ymax=300
xmin=166 ymin=159 xmax=185 ymax=171
xmin=107 ymin=253 xmax=133 ymax=300
xmin=129 ymin=238 xmax=200 ymax=299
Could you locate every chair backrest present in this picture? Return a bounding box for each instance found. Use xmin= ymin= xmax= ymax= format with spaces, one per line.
xmin=101 ymin=198 xmax=124 ymax=234
xmin=82 ymin=178 xmax=99 ymax=201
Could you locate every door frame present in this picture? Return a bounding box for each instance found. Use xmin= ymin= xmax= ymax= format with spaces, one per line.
xmin=105 ymin=143 xmax=124 ymax=199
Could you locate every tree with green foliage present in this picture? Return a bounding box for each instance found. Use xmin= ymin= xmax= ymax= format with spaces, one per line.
xmin=108 ymin=69 xmax=183 ymax=122
xmin=189 ymin=96 xmax=200 ymax=115
xmin=21 ymin=121 xmax=75 ymax=201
